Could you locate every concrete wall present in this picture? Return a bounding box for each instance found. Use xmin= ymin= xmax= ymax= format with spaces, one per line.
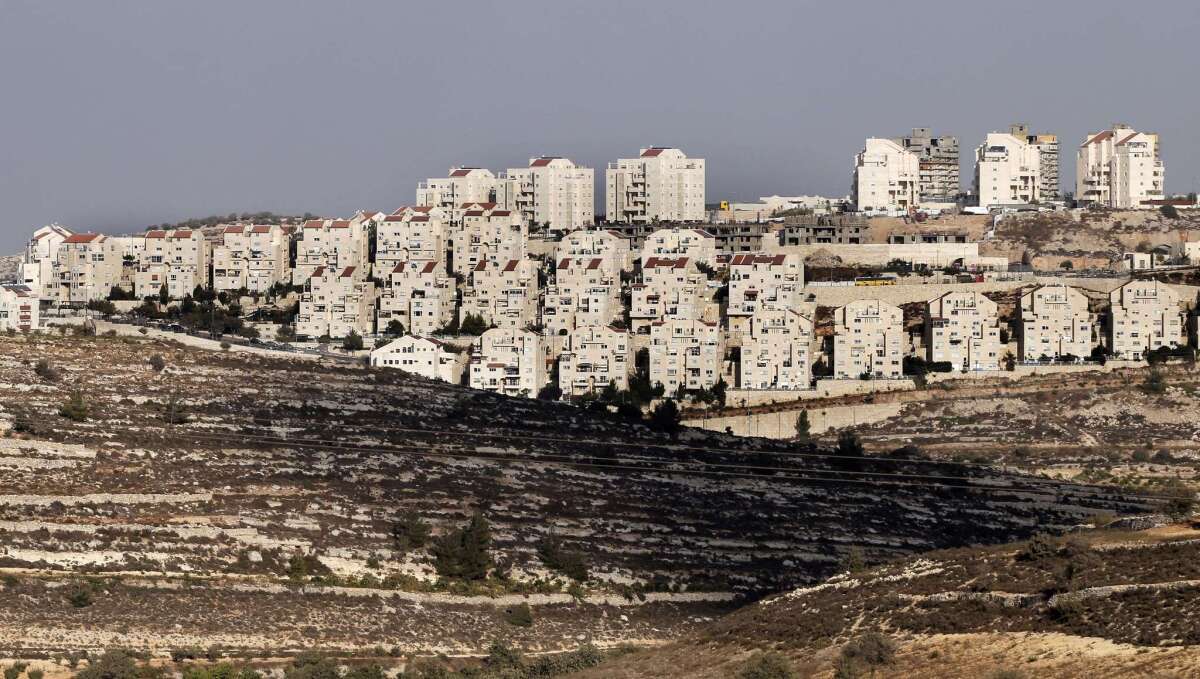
xmin=803 ymin=280 xmax=1028 ymax=307
xmin=686 ymin=401 xmax=904 ymax=439
xmin=726 ymin=378 xmax=916 ymax=406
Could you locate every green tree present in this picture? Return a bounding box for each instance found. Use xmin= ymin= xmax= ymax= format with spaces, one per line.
xmin=458 ymin=313 xmax=490 ymax=336
xmin=431 ymin=512 xmax=493 ymax=580
xmin=59 ymin=389 xmax=89 ymax=421
xmin=391 ymin=511 xmax=431 ymax=553
xmin=795 ymin=411 xmax=811 ymax=441
xmin=342 ymin=330 xmax=364 ymax=351
xmin=383 ymin=319 xmax=405 ymax=337
xmin=648 ymin=399 xmax=681 ymax=435
xmin=158 ymin=284 xmax=170 ymax=305
xmin=836 ymin=429 xmax=864 ymax=457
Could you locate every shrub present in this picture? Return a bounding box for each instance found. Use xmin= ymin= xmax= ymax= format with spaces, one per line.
xmin=648 ymin=399 xmax=681 ymax=435
xmin=431 ymin=513 xmax=493 ymax=580
xmin=219 ymin=341 xmax=231 ymax=351
xmin=58 ymin=389 xmax=89 ymax=421
xmin=1161 ymin=204 xmax=1181 ymax=219
xmin=504 ymin=602 xmax=534 ymax=627
xmin=737 ymin=651 xmax=797 ymax=679
xmin=34 ymin=359 xmax=59 ymax=382
xmin=4 ymin=663 xmax=27 ymax=679
xmin=391 ymin=511 xmax=431 ymax=553
xmin=65 ymin=581 xmax=94 ymax=608
xmin=148 ymin=354 xmax=166 ymax=372
xmin=536 ymin=534 xmax=590 ymax=582
xmin=836 ymin=430 xmax=864 ymax=457
xmin=1018 ymin=532 xmax=1059 ymax=562
xmin=75 ymin=650 xmax=165 ymax=679
xmin=276 ymin=324 xmax=297 ymax=342
xmin=342 ymin=331 xmax=364 ymax=351
xmin=838 ymin=632 xmax=895 ymax=675
xmin=990 ymin=670 xmax=1026 ymax=679
xmin=27 ymin=670 xmax=44 ymax=679
xmin=795 ymin=411 xmax=811 ymax=441
xmin=1142 ymin=369 xmax=1166 ymax=394
xmin=458 ymin=313 xmax=490 ymax=336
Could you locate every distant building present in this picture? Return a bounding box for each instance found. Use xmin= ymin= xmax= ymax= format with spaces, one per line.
xmin=1107 ymin=279 xmax=1183 ymax=359
xmin=1077 ymin=124 xmax=1165 ymax=209
xmin=295 ymin=265 xmax=376 ymax=339
xmin=0 ymin=284 xmax=39 ymax=332
xmin=606 ymin=147 xmax=705 ymax=223
xmin=832 ymin=299 xmax=904 ymax=379
xmin=417 ymin=168 xmax=498 ymax=209
xmin=211 ymin=225 xmax=289 ymax=294
xmin=496 ymin=157 xmax=594 ymax=232
xmin=974 ymin=132 xmax=1042 ymax=208
xmin=541 ymin=256 xmax=621 ymax=335
xmin=375 ymin=207 xmax=447 ymax=276
xmin=294 ymin=217 xmax=371 ymax=284
xmin=639 ymin=228 xmax=717 ymax=267
xmin=726 ymin=253 xmax=804 ymax=333
xmin=894 ymin=127 xmax=960 ymax=203
xmin=469 ymin=328 xmax=547 ymax=398
xmin=924 ymin=291 xmax=1002 ymax=372
xmin=630 ymin=256 xmax=710 ymax=332
xmin=134 ymin=229 xmax=210 ymax=299
xmin=370 ymin=335 xmax=466 ymax=385
xmin=461 ymin=258 xmax=539 ymax=330
xmin=852 ymin=138 xmax=920 ymax=214
xmin=448 ymin=203 xmax=527 ymax=278
xmin=19 ymin=224 xmax=73 ymax=300
xmin=740 ymin=307 xmax=814 ymax=390
xmin=778 ymin=215 xmax=867 ymax=246
xmin=559 ymin=325 xmax=632 ymax=397
xmin=558 ymin=229 xmax=633 ymax=272
xmin=50 ymin=233 xmax=124 ymax=304
xmin=377 ymin=260 xmax=457 ymax=337
xmin=1009 ymin=124 xmax=1060 ymax=201
xmin=1017 ymin=284 xmax=1094 ymax=361
xmin=649 ymin=317 xmax=724 ymax=394
xmin=886 ymin=231 xmax=968 ymax=244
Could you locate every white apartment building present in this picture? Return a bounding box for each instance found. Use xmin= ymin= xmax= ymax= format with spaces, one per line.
xmin=974 ymin=132 xmax=1042 ymax=208
xmin=541 ymin=256 xmax=621 ymax=335
xmin=417 ymin=168 xmax=498 ymax=209
xmin=496 ymin=157 xmax=594 ymax=232
xmin=649 ymin=317 xmax=724 ymax=395
xmin=606 ymin=147 xmax=705 ymax=224
xmin=19 ymin=224 xmax=73 ymax=300
xmin=1108 ymin=279 xmax=1183 ymax=359
xmin=559 ymin=325 xmax=632 ymax=397
xmin=1077 ymin=125 xmax=1165 ymax=208
xmin=852 ymin=138 xmax=920 ymax=214
xmin=375 ymin=206 xmax=447 ymax=276
xmin=925 ymin=291 xmax=1002 ymax=372
xmin=833 ymin=299 xmax=904 ymax=379
xmin=558 ymin=229 xmax=633 ymax=273
xmin=50 ymin=233 xmax=124 ymax=304
xmin=293 ymin=217 xmax=371 ymax=284
xmin=1009 ymin=124 xmax=1060 ymax=201
xmin=740 ymin=307 xmax=814 ymax=390
xmin=0 ymin=284 xmax=39 ymax=332
xmin=377 ymin=260 xmax=457 ymax=337
xmin=295 ymin=265 xmax=376 ymax=339
xmin=461 ymin=258 xmax=539 ymax=330
xmin=1017 ymin=284 xmax=1094 ymax=361
xmin=469 ymin=327 xmax=547 ymax=399
xmin=630 ymin=256 xmax=710 ymax=332
xmin=134 ymin=229 xmax=210 ymax=299
xmin=370 ymin=335 xmax=466 ymax=385
xmin=211 ymin=224 xmax=290 ymax=294
xmin=448 ymin=204 xmax=528 ymax=278
xmin=726 ymin=253 xmax=804 ymax=333
xmin=639 ymin=228 xmax=717 ymax=268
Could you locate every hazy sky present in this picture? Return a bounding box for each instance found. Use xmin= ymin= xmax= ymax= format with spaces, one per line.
xmin=3 ymin=0 xmax=1199 ymax=252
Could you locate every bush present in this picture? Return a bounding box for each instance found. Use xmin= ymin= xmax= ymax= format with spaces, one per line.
xmin=34 ymin=359 xmax=60 ymax=382
xmin=838 ymin=632 xmax=895 ymax=676
xmin=536 ymin=534 xmax=590 ymax=582
xmin=66 ymin=581 xmax=94 ymax=608
xmin=1161 ymin=204 xmax=1181 ymax=219
xmin=148 ymin=354 xmax=166 ymax=372
xmin=1018 ymin=532 xmax=1059 ymax=562
xmin=1142 ymin=368 xmax=1166 ymax=394
xmin=383 ymin=320 xmax=405 ymax=337
xmin=76 ymin=650 xmax=165 ymax=679
xmin=504 ymin=602 xmax=534 ymax=627
xmin=458 ymin=313 xmax=490 ymax=336
xmin=342 ymin=331 xmax=364 ymax=351
xmin=58 ymin=389 xmax=89 ymax=421
xmin=276 ymin=324 xmax=297 ymax=342
xmin=391 ymin=511 xmax=431 ymax=553
xmin=648 ymin=399 xmax=681 ymax=435
xmin=86 ymin=299 xmax=118 ymax=316
xmin=836 ymin=430 xmax=864 ymax=457
xmin=431 ymin=513 xmax=493 ymax=580
xmin=219 ymin=341 xmax=231 ymax=351
xmin=737 ymin=651 xmax=797 ymax=679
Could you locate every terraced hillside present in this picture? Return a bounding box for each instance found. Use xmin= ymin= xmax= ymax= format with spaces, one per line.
xmin=0 ymin=333 xmax=1164 ymax=660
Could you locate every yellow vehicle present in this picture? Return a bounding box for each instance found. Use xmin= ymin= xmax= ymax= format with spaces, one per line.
xmin=853 ymin=274 xmax=898 ymax=287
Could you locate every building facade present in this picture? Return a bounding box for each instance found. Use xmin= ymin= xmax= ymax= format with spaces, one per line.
xmin=726 ymin=253 xmax=804 ymax=333
xmin=0 ymin=284 xmax=39 ymax=332
xmin=211 ymin=225 xmax=289 ymax=294
xmin=1077 ymin=124 xmax=1165 ymax=208
xmin=496 ymin=157 xmax=594 ymax=232
xmin=852 ymin=138 xmax=920 ymax=214
xmin=469 ymin=328 xmax=547 ymax=398
xmin=974 ymin=132 xmax=1042 ymax=208
xmin=740 ymin=307 xmax=814 ymax=390
xmin=377 ymin=260 xmax=457 ymax=337
xmin=461 ymin=258 xmax=539 ymax=330
xmin=448 ymin=204 xmax=527 ymax=278
xmin=295 ymin=265 xmax=376 ymax=339
xmin=630 ymin=256 xmax=710 ymax=332
xmin=894 ymin=127 xmax=960 ymax=203
xmin=370 ymin=335 xmax=466 ymax=384
xmin=606 ymin=147 xmax=705 ymax=223
xmin=1017 ymin=283 xmax=1094 ymax=361
xmin=19 ymin=224 xmax=74 ymax=300
xmin=649 ymin=317 xmax=724 ymax=394
xmin=294 ymin=218 xmax=370 ymax=284
xmin=417 ymin=168 xmax=498 ymax=209
xmin=639 ymin=228 xmax=717 ymax=267
xmin=924 ymin=291 xmax=1002 ymax=372
xmin=558 ymin=325 xmax=632 ymax=397
xmin=375 ymin=207 xmax=447 ymax=276
xmin=1009 ymin=124 xmax=1060 ymax=201
xmin=1107 ymin=279 xmax=1183 ymax=359
xmin=832 ymin=299 xmax=904 ymax=379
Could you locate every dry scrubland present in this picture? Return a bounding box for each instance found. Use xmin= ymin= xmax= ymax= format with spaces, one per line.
xmin=0 ymin=332 xmax=1155 ymax=665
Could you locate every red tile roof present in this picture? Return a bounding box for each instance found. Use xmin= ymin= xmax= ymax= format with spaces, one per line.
xmin=641 ymin=147 xmax=668 ymax=157
xmin=330 ymin=220 xmax=350 ymax=229
xmin=340 ymin=266 xmax=356 ymax=278
xmin=503 ymin=260 xmax=518 ymax=272
xmin=169 ymin=230 xmax=193 ymax=239
xmin=1116 ymin=132 xmax=1140 ymax=146
xmin=530 ymin=157 xmax=559 ymax=167
xmin=64 ymin=233 xmax=103 ymax=244
xmin=311 ymin=266 xmax=326 ymax=278
xmin=421 ymin=261 xmax=438 ymax=274
xmin=223 ymin=226 xmax=245 ymax=235
xmin=303 ymin=219 xmax=325 ymax=229
xmin=144 ymin=230 xmax=167 ymax=239
xmin=1082 ymin=130 xmax=1114 ymax=147
xmin=251 ymin=225 xmax=272 ymax=234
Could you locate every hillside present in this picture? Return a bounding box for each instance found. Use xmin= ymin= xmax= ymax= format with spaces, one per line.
xmin=0 ymin=255 xmax=19 ymax=283
xmin=0 ymin=332 xmax=1163 ymax=663
xmin=570 ymin=524 xmax=1200 ymax=678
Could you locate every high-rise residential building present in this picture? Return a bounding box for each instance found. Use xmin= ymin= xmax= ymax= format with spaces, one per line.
xmin=894 ymin=127 xmax=960 ymax=203
xmin=1017 ymin=284 xmax=1094 ymax=361
xmin=211 ymin=224 xmax=289 ymax=294
xmin=416 ymin=168 xmax=498 ymax=209
xmin=924 ymin=291 xmax=1002 ymax=372
xmin=447 ymin=203 xmax=527 ymax=278
xmin=852 ymin=138 xmax=920 ymax=214
xmin=375 ymin=206 xmax=447 ymax=276
xmin=19 ymin=224 xmax=74 ymax=300
xmin=559 ymin=325 xmax=632 ymax=398
xmin=293 ymin=216 xmax=371 ymax=284
xmin=496 ymin=157 xmax=594 ymax=232
xmin=605 ymin=147 xmax=705 ymax=224
xmin=649 ymin=317 xmax=724 ymax=394
xmin=1077 ymin=124 xmax=1165 ymax=209
xmin=469 ymin=328 xmax=548 ymax=399
xmin=725 ymin=253 xmax=804 ymax=334
xmin=973 ymin=132 xmax=1042 ymax=208
xmin=1107 ymin=279 xmax=1183 ymax=359
xmin=740 ymin=307 xmax=814 ymax=390
xmin=832 ymin=299 xmax=904 ymax=379
xmin=460 ymin=258 xmax=539 ymax=330
xmin=1009 ymin=124 xmax=1060 ymax=201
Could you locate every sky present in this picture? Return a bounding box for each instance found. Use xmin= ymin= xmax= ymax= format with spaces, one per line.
xmin=2 ymin=0 xmax=1199 ymax=253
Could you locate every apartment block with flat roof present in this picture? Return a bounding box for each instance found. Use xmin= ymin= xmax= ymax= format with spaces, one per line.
xmin=894 ymin=127 xmax=960 ymax=203
xmin=649 ymin=317 xmax=724 ymax=394
xmin=370 ymin=335 xmax=466 ymax=385
xmin=469 ymin=327 xmax=547 ymax=399
xmin=740 ymin=307 xmax=814 ymax=390
xmin=1107 ymin=280 xmax=1183 ymax=359
xmin=852 ymin=138 xmax=920 ymax=214
xmin=559 ymin=325 xmax=632 ymax=397
xmin=377 ymin=260 xmax=457 ymax=337
xmin=925 ymin=291 xmax=1002 ymax=372
xmin=833 ymin=299 xmax=904 ymax=379
xmin=1010 ymin=124 xmax=1060 ymax=201
xmin=974 ymin=132 xmax=1042 ymax=208
xmin=295 ymin=265 xmax=376 ymax=339
xmin=1077 ymin=124 xmax=1164 ymax=209
xmin=417 ymin=168 xmax=498 ymax=209
xmin=606 ymin=147 xmax=705 ymax=223
xmin=1017 ymin=283 xmax=1094 ymax=361
xmin=0 ymin=284 xmax=39 ymax=332
xmin=496 ymin=157 xmax=594 ymax=232
xmin=726 ymin=253 xmax=804 ymax=333
xmin=461 ymin=258 xmax=538 ymax=330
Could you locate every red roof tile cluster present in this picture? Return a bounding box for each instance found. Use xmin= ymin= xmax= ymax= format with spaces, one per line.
xmin=643 ymin=256 xmax=690 ymax=269
xmin=144 ymin=230 xmax=167 ymax=239
xmin=530 ymin=157 xmax=559 ymax=167
xmin=63 ymin=233 xmax=103 ymax=244
xmin=641 ymin=147 xmax=668 ymax=157
xmin=729 ymin=254 xmax=786 ymax=266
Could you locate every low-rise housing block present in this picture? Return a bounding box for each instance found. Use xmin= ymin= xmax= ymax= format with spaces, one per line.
xmin=469 ymin=328 xmax=547 ymax=398
xmin=559 ymin=325 xmax=631 ymax=397
xmin=925 ymin=291 xmax=1002 ymax=372
xmin=1017 ymin=284 xmax=1094 ymax=361
xmin=833 ymin=299 xmax=904 ymax=379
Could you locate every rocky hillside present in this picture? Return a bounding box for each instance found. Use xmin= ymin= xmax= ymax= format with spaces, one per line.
xmin=0 ymin=332 xmax=1167 ymax=663
xmin=0 ymin=255 xmax=19 ymax=283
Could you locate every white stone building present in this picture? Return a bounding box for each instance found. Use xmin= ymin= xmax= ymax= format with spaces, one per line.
xmin=417 ymin=168 xmax=498 ymax=209
xmin=377 ymin=260 xmax=457 ymax=337
xmin=1017 ymin=284 xmax=1094 ymax=361
xmin=559 ymin=325 xmax=632 ymax=397
xmin=558 ymin=229 xmax=633 ymax=273
xmin=133 ymin=229 xmax=210 ymax=299
xmin=974 ymin=132 xmax=1042 ymax=208
xmin=1077 ymin=125 xmax=1165 ymax=208
xmin=541 ymin=256 xmax=621 ymax=335
xmin=469 ymin=327 xmax=547 ymax=399
xmin=852 ymin=138 xmax=920 ymax=214
xmin=832 ymin=299 xmax=904 ymax=379
xmin=295 ymin=265 xmax=376 ymax=339
xmin=726 ymin=253 xmax=804 ymax=333
xmin=370 ymin=335 xmax=466 ymax=385
xmin=1107 ymin=279 xmax=1184 ymax=359
xmin=639 ymin=228 xmax=717 ymax=268
xmin=211 ymin=224 xmax=290 ymax=294
xmin=740 ymin=307 xmax=814 ymax=390
xmin=649 ymin=317 xmax=724 ymax=394
xmin=461 ymin=259 xmax=539 ymax=330
xmin=630 ymin=256 xmax=710 ymax=332
xmin=448 ymin=204 xmax=528 ymax=278
xmin=0 ymin=284 xmax=39 ymax=332
xmin=1009 ymin=124 xmax=1060 ymax=201
xmin=496 ymin=157 xmax=594 ymax=232
xmin=375 ymin=206 xmax=447 ymax=276
xmin=293 ymin=217 xmax=371 ymax=284
xmin=606 ymin=147 xmax=705 ymax=223
xmin=924 ymin=291 xmax=1002 ymax=372
xmin=48 ymin=233 xmax=124 ymax=304
xmin=19 ymin=224 xmax=74 ymax=300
